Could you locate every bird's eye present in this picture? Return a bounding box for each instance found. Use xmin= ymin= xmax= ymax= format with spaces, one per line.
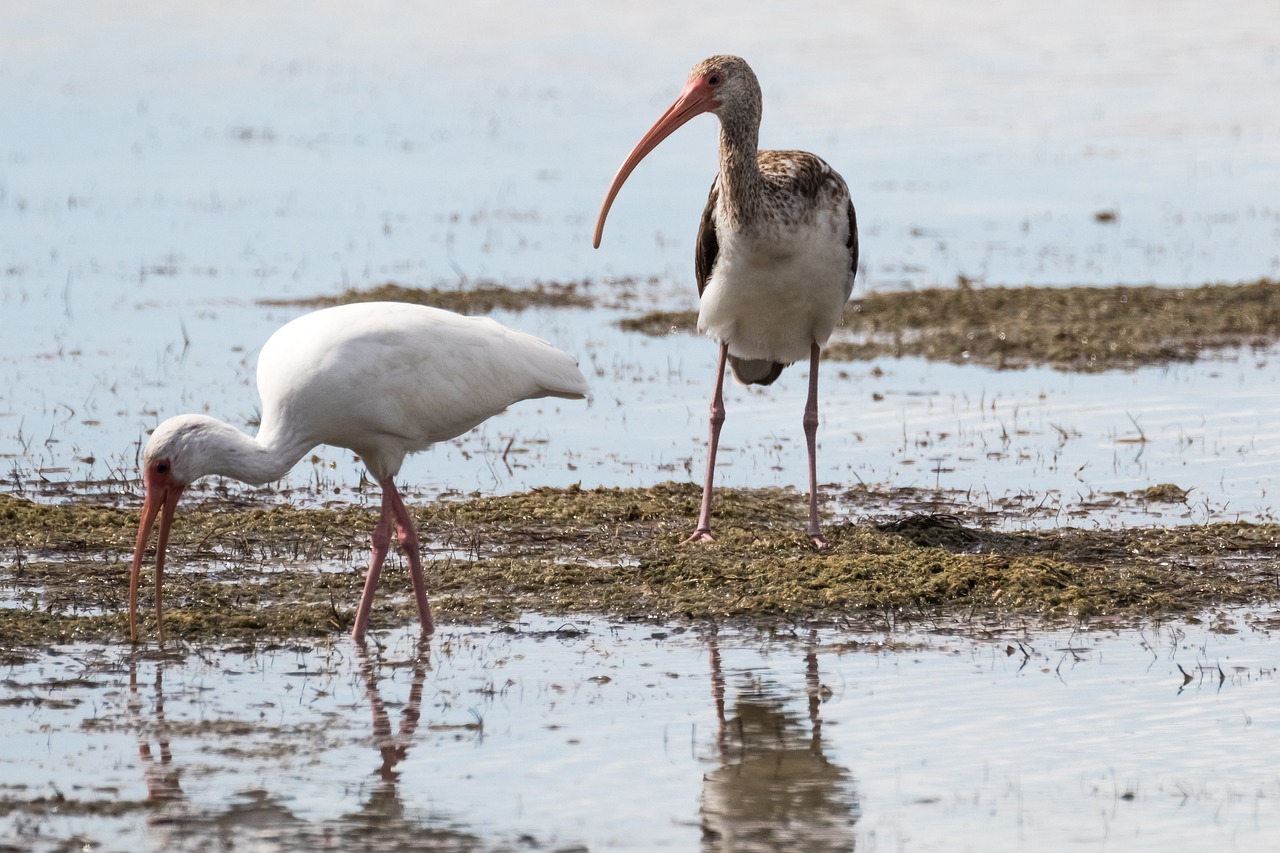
xmin=708 ymin=73 xmax=721 ymax=86
xmin=157 ymin=463 xmax=169 ymax=474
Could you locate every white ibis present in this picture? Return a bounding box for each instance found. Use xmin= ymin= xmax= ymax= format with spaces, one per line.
xmin=594 ymin=55 xmax=858 ymax=548
xmin=129 ymin=301 xmax=589 ymax=643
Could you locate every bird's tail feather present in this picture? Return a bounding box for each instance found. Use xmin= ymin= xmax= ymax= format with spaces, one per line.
xmin=527 ymin=340 xmax=591 ymax=400
xmin=728 ymin=356 xmax=786 ymax=386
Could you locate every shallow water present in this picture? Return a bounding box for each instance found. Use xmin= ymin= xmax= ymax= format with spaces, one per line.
xmin=2 ymin=612 xmax=1277 ymax=851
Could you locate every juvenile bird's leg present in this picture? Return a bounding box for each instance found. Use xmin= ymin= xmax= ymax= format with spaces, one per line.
xmin=804 ymin=342 xmax=828 ymax=549
xmin=352 ymin=486 xmax=397 ymax=641
xmin=686 ymin=342 xmax=729 ymax=544
xmin=385 ymin=480 xmax=434 ymax=635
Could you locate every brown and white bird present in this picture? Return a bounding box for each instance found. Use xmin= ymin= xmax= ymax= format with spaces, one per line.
xmin=594 ymin=55 xmax=858 ymax=548
xmin=129 ymin=302 xmax=589 ymax=643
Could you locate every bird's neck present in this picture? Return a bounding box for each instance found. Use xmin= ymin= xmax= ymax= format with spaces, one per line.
xmin=716 ymin=111 xmax=764 ymax=227
xmin=173 ymin=415 xmax=316 ymax=487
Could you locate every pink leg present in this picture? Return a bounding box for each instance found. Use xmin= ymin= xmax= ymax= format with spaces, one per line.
xmin=351 ymin=488 xmax=396 ymax=642
xmin=685 ymin=342 xmax=729 ymax=544
xmin=384 ymin=480 xmax=434 ymax=636
xmin=804 ymin=342 xmax=828 ymax=549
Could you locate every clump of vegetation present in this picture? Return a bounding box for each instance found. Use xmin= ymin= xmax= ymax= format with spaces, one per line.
xmin=2 ymin=485 xmax=1279 ymax=646
xmin=1139 ymin=484 xmax=1191 ymax=503
xmin=617 ymin=310 xmax=695 ymax=336
xmin=619 ymin=279 xmax=1280 ymax=372
xmin=261 ymin=281 xmax=593 ymax=313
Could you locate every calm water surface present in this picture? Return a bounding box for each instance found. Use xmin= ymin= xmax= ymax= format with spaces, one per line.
xmin=2 ymin=613 xmax=1277 ymax=851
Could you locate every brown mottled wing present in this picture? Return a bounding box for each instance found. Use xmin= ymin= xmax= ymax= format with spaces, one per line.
xmin=845 ymin=197 xmax=859 ymax=301
xmin=695 ymin=181 xmax=719 ymax=297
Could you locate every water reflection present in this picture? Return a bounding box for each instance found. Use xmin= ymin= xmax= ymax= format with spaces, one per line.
xmin=701 ymin=630 xmax=858 ymax=852
xmin=348 ymin=640 xmax=431 ymax=827
xmin=121 ymin=645 xmax=489 ymax=849
xmin=128 ymin=661 xmax=301 ymax=845
xmin=7 ymin=616 xmax=1278 ymax=849
xmin=129 ymin=661 xmax=183 ymax=804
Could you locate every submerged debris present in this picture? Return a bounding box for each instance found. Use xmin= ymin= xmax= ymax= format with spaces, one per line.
xmin=619 ymin=279 xmax=1280 ymax=372
xmin=1139 ymin=484 xmax=1192 ymax=503
xmin=2 ymin=485 xmax=1280 ymax=646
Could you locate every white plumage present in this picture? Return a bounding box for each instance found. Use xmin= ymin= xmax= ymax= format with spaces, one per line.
xmin=698 ymin=200 xmax=854 ymax=365
xmin=254 ymin=303 xmax=589 ymax=481
xmin=129 ymin=302 xmax=589 ymax=643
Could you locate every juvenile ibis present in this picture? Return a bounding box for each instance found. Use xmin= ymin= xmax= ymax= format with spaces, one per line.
xmin=594 ymin=55 xmax=858 ymax=548
xmin=128 ymin=302 xmax=589 ymax=643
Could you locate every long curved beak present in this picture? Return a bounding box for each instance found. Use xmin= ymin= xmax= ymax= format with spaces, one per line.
xmin=129 ymin=472 xmax=184 ymax=643
xmin=593 ymin=79 xmax=717 ymax=249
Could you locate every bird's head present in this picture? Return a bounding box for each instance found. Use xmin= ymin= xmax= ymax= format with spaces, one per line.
xmin=593 ymin=55 xmax=761 ymax=249
xmin=684 ymin=55 xmax=760 ymax=119
xmin=140 ymin=414 xmax=228 ymax=488
xmin=129 ymin=415 xmax=223 ymax=642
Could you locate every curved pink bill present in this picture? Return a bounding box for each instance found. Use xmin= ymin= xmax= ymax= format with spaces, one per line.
xmin=129 ymin=474 xmax=184 ymax=643
xmin=592 ymin=79 xmax=717 ymax=249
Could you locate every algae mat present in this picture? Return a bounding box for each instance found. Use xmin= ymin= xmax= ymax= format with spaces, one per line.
xmin=3 ymin=484 xmax=1279 ymax=648
xmin=620 ymin=279 xmax=1280 ymax=372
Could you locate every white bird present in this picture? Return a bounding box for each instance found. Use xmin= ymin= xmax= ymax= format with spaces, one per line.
xmin=129 ymin=301 xmax=589 ymax=643
xmin=594 ymin=55 xmax=858 ymax=548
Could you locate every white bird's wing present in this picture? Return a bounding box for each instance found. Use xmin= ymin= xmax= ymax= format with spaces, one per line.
xmin=255 ymin=302 xmax=587 ymax=479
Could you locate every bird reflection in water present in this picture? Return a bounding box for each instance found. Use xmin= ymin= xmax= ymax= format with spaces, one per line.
xmin=128 ymin=659 xmax=300 ymax=843
xmin=343 ymin=639 xmax=493 ymax=845
xmin=701 ymin=629 xmax=859 ymax=851
xmin=123 ymin=644 xmax=485 ymax=847
xmin=352 ymin=638 xmax=432 ymax=822
xmin=128 ymin=660 xmax=184 ymax=804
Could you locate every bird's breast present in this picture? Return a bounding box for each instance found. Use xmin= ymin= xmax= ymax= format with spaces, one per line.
xmin=697 ymin=209 xmax=852 ymax=364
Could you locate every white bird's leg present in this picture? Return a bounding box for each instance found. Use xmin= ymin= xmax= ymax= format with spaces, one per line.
xmin=384 ymin=480 xmax=435 ymax=636
xmin=804 ymin=341 xmax=828 ymax=549
xmin=686 ymin=342 xmax=729 ymax=544
xmin=352 ymin=487 xmax=397 ymax=642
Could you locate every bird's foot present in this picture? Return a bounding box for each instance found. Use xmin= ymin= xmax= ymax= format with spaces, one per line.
xmin=810 ymin=531 xmax=829 ymax=550
xmin=683 ymin=528 xmax=716 ymax=545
